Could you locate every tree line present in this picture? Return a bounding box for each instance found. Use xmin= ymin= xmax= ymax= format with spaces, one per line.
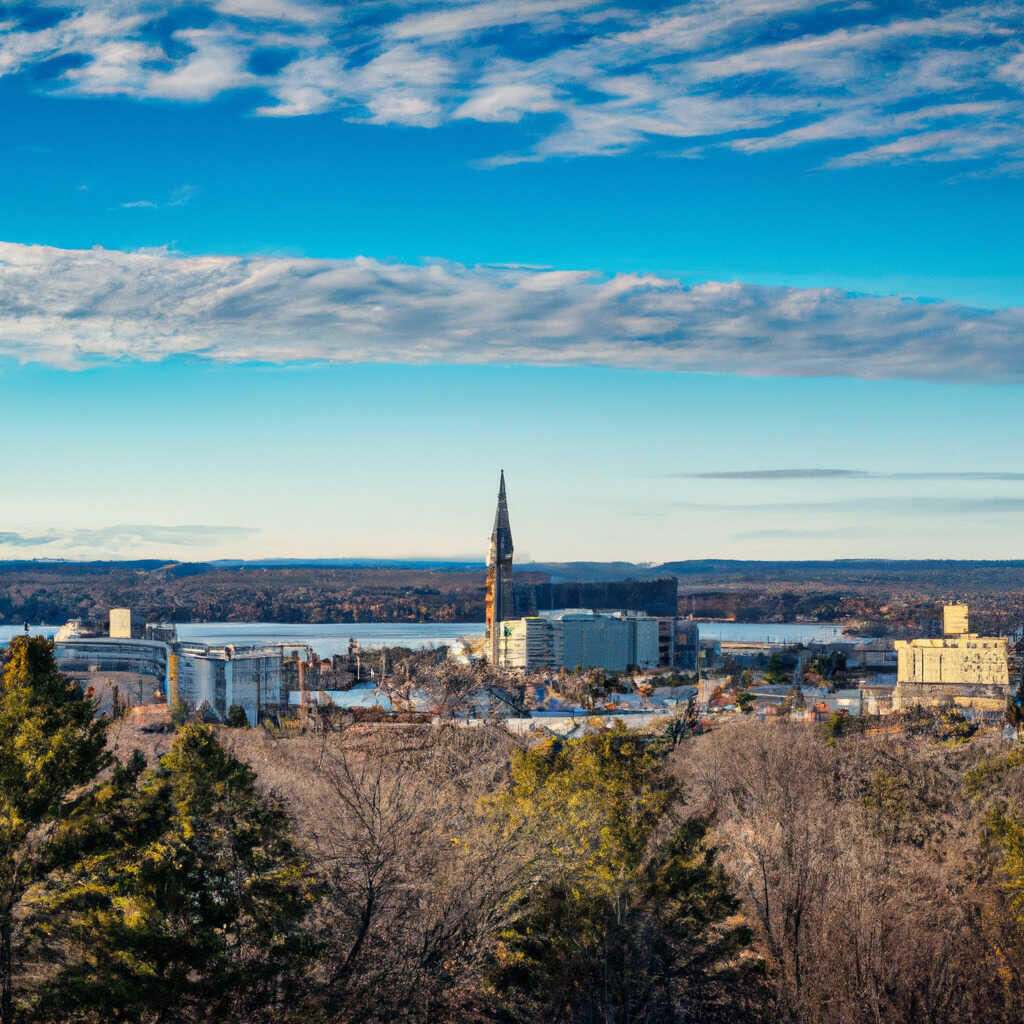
xmin=4 ymin=635 xmax=1024 ymax=1022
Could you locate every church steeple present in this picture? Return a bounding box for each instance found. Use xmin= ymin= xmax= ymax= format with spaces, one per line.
xmin=486 ymin=470 xmax=515 ymax=664
xmin=491 ymin=470 xmax=513 ymax=562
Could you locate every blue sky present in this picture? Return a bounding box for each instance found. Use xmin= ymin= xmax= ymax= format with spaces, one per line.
xmin=1 ymin=0 xmax=1023 ymax=561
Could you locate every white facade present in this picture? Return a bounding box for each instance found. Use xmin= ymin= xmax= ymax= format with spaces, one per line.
xmin=174 ymin=642 xmax=303 ymax=725
xmin=55 ymin=622 xmax=309 ymax=726
xmin=496 ymin=610 xmax=659 ymax=672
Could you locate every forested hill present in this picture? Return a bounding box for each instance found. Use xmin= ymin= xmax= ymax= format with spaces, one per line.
xmin=535 ymin=559 xmax=1024 ymax=588
xmin=0 ymin=561 xmax=489 ymax=625
xmin=3 ymin=558 xmax=1024 ymax=628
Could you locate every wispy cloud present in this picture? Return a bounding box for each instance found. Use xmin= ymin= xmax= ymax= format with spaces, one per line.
xmin=0 ymin=1 xmax=1022 ymax=172
xmin=67 ymin=525 xmax=257 ymax=547
xmin=687 ymin=469 xmax=866 ymax=480
xmin=168 ymin=184 xmax=198 ymax=206
xmin=0 ymin=524 xmax=257 ymax=552
xmin=0 ymin=531 xmax=56 ymax=547
xmin=119 ymin=185 xmax=197 ymax=210
xmin=684 ymin=470 xmax=1024 ymax=480
xmin=1 ymin=241 xmax=1023 ymax=379
xmin=731 ymin=527 xmax=870 ymax=540
xmin=683 ymin=498 xmax=1024 ymax=515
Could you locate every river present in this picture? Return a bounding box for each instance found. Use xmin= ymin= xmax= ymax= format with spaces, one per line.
xmin=1 ymin=619 xmax=848 ymax=656
xmin=0 ymin=622 xmax=484 ymax=659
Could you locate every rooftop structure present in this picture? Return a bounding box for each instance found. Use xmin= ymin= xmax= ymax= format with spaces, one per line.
xmin=943 ymin=602 xmax=970 ymax=636
xmin=109 ymin=607 xmax=144 ymax=639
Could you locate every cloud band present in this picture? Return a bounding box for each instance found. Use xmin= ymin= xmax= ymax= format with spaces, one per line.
xmin=0 ymin=1 xmax=1022 ymax=172
xmin=1 ymin=241 xmax=1023 ymax=381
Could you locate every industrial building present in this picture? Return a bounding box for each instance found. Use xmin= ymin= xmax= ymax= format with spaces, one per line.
xmin=894 ymin=604 xmax=1011 ymax=713
xmin=54 ymin=617 xmax=312 ymax=726
xmin=171 ymin=641 xmax=308 ymax=724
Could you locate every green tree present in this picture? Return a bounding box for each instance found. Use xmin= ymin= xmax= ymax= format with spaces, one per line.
xmin=737 ymin=691 xmax=755 ymax=715
xmin=169 ymin=699 xmax=187 ymax=728
xmin=0 ymin=637 xmax=109 ymax=1024
xmin=822 ymin=710 xmax=848 ymax=741
xmin=226 ymin=704 xmax=249 ymax=728
xmin=762 ymin=654 xmax=788 ymax=687
xmin=34 ymin=725 xmax=313 ymax=1024
xmin=488 ymin=726 xmax=762 ymax=1023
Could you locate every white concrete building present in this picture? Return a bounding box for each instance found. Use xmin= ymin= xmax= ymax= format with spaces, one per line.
xmin=172 ymin=642 xmax=309 ymax=725
xmin=495 ymin=609 xmax=659 ymax=672
xmin=54 ymin=616 xmax=311 ymax=726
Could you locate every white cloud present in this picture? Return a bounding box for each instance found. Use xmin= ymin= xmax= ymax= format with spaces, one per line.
xmin=0 ymin=240 xmax=1022 ymax=381
xmin=391 ymin=0 xmax=593 ymax=41
xmin=1 ymin=0 xmax=1022 ymax=171
xmin=212 ymin=0 xmax=326 ymax=25
xmin=454 ymin=82 xmax=559 ymax=122
xmin=0 ymin=524 xmax=257 ymax=552
xmin=118 ymin=185 xmax=197 ymax=210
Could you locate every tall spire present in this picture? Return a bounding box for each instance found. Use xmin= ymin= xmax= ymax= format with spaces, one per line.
xmin=491 ymin=469 xmax=513 ymax=562
xmin=486 ymin=470 xmax=514 ymax=665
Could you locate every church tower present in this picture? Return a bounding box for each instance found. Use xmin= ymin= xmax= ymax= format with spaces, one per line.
xmin=486 ymin=470 xmax=514 ymax=664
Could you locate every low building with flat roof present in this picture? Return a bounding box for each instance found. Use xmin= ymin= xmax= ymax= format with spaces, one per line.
xmin=54 ymin=613 xmax=312 ymax=726
xmin=894 ymin=604 xmax=1010 ymax=713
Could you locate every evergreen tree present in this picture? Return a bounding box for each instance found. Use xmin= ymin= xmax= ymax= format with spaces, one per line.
xmin=33 ymin=725 xmax=314 ymax=1024
xmin=0 ymin=637 xmax=109 ymax=1024
xmin=226 ymin=704 xmax=249 ymax=728
xmin=487 ymin=726 xmax=763 ymax=1023
xmin=762 ymin=654 xmax=788 ymax=687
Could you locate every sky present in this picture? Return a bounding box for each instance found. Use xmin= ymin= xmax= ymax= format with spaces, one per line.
xmin=1 ymin=0 xmax=1023 ymax=562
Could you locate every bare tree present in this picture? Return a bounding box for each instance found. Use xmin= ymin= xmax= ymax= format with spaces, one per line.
xmin=675 ymin=720 xmax=1024 ymax=1024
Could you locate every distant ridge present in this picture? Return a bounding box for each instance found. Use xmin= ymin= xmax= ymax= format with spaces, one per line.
xmin=3 ymin=558 xmax=1024 ymax=628
xmin=5 ymin=557 xmax=1024 ymax=574
xmin=208 ymin=558 xmax=486 ymax=570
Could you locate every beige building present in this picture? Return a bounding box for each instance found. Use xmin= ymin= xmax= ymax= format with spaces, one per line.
xmin=109 ymin=607 xmax=144 ymax=639
xmin=894 ymin=604 xmax=1010 ymax=713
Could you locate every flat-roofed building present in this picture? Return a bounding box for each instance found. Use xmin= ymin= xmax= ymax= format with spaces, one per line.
xmin=54 ymin=615 xmax=311 ymax=726
xmin=173 ymin=642 xmax=308 ymax=725
xmin=894 ymin=604 xmax=1010 ymax=713
xmin=495 ymin=609 xmax=659 ymax=672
